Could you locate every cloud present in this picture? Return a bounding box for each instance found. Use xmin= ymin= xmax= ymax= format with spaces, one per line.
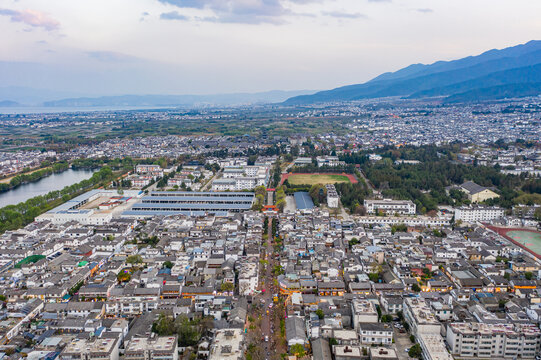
xmin=416 ymin=8 xmax=433 ymax=13
xmin=0 ymin=8 xmax=59 ymax=31
xmin=157 ymin=0 xmax=324 ymax=24
xmin=160 ymin=11 xmax=190 ymax=20
xmin=322 ymin=11 xmax=367 ymax=19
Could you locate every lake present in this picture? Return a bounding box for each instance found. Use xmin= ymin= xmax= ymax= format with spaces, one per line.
xmin=0 ymin=168 xmax=97 ymax=207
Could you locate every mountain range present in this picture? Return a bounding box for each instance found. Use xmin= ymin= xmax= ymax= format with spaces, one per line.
xmin=0 ymin=88 xmax=316 ymax=108
xmin=284 ymin=40 xmax=541 ymax=104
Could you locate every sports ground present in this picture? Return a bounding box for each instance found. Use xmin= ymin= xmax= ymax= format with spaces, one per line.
xmin=487 ymin=225 xmax=541 ymax=259
xmin=281 ymin=173 xmax=357 ymax=186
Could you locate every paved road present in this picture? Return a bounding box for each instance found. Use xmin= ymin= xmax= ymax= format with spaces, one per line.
xmin=260 ymin=217 xmax=277 ymax=359
xmin=201 ymin=169 xmax=222 ymax=191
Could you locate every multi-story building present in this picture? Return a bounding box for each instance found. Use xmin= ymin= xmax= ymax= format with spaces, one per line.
xmin=351 ymin=299 xmax=379 ymax=330
xmin=124 ymin=336 xmax=178 ymax=360
xmin=359 ymin=323 xmax=393 ymax=345
xmin=364 ymin=199 xmax=416 ymax=215
xmin=418 ymin=333 xmax=453 ymax=360
xmin=446 ymin=322 xmax=540 ymax=359
xmin=59 ymin=338 xmax=119 ymax=360
xmin=326 ymin=184 xmax=340 ymax=208
xmin=209 ymin=329 xmax=244 ymax=360
xmin=403 ymin=298 xmax=441 ymax=336
xmin=454 ymin=205 xmax=505 ymax=223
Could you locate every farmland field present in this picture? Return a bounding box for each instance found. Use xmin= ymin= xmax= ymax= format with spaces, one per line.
xmin=284 ymin=173 xmax=353 ymax=186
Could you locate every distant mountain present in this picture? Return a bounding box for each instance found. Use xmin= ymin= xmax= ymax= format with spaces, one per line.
xmin=285 ymin=40 xmax=541 ymax=104
xmin=43 ymin=90 xmax=316 ymax=108
xmin=0 ymin=86 xmax=90 ymax=106
xmin=0 ymin=100 xmax=20 ymax=107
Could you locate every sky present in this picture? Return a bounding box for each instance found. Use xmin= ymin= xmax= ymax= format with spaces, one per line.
xmin=1 ymin=0 xmax=541 ymax=96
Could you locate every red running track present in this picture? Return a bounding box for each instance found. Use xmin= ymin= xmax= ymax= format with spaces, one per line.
xmin=485 ymin=225 xmax=541 ymax=259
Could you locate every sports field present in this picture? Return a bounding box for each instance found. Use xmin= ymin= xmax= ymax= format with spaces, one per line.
xmin=285 ymin=173 xmax=352 ymax=186
xmin=506 ymin=230 xmax=541 ymax=256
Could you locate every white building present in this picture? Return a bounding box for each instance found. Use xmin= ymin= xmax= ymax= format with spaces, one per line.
xmin=454 ymin=205 xmax=505 ymax=223
xmin=209 ymin=329 xmax=245 ymax=360
xmin=359 ymin=323 xmax=393 ymax=345
xmin=316 ymin=156 xmax=343 ymax=167
xmin=403 ymin=298 xmax=441 ymax=336
xmin=446 ymin=322 xmax=540 ymax=359
xmin=326 ymin=184 xmax=340 ymax=208
xmin=418 ymin=333 xmax=453 ymax=360
xmin=364 ymin=199 xmax=416 ymax=215
xmin=238 ymin=261 xmax=258 ymax=295
xmin=351 ymin=299 xmax=379 ymax=330
xmin=125 ymin=336 xmax=178 ymax=360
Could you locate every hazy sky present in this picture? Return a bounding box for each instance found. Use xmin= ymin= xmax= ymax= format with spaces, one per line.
xmin=1 ymin=0 xmax=540 ymax=95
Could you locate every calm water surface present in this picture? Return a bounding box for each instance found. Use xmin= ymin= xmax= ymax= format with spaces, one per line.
xmin=0 ymin=168 xmax=97 ymax=207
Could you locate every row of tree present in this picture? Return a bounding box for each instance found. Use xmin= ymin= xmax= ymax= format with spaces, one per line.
xmin=0 ymin=166 xmax=115 ymax=234
xmin=0 ymin=161 xmax=69 ymax=192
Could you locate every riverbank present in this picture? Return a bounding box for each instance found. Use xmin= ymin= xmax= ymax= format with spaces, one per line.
xmin=0 ymin=162 xmax=70 ymax=191
xmin=0 ymin=166 xmax=126 ymax=234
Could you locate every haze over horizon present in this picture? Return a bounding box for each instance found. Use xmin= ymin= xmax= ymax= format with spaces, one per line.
xmin=1 ymin=0 xmax=541 ymax=96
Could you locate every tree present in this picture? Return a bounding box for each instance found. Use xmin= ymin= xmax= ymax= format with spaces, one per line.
xmin=117 ymin=271 xmax=131 ymax=282
xmin=126 ymin=255 xmax=143 ymax=264
xmin=381 ymin=314 xmax=393 ymax=323
xmin=411 ymin=283 xmax=422 ymax=292
xmin=408 ymin=344 xmax=422 ymax=358
xmin=290 ymin=344 xmax=305 ymax=358
xmin=163 ymin=261 xmax=173 ymax=269
xmin=315 ymin=309 xmax=324 ymax=319
xmin=221 ymin=282 xmax=234 ymax=292
xmin=524 ymin=272 xmax=533 ymax=280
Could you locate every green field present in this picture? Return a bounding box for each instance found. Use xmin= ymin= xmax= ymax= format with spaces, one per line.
xmin=287 ymin=174 xmax=351 ymax=186
xmin=506 ymin=230 xmax=541 ymax=255
xmin=15 ymin=255 xmax=46 ymax=268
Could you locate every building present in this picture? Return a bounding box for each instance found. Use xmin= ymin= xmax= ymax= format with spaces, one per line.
xmin=403 ymin=298 xmax=440 ymax=336
xmin=36 ymin=189 xmax=140 ymax=225
xmin=459 ymin=181 xmax=500 ymax=203
xmin=417 ymin=333 xmax=453 ymax=360
xmin=59 ymin=338 xmax=119 ymax=360
xmin=294 ymin=157 xmax=313 ymax=166
xmin=351 ymin=299 xmax=379 ymax=330
xmin=209 ymin=329 xmax=244 ymax=360
xmin=123 ymin=191 xmax=254 ymax=217
xmin=294 ymin=192 xmax=315 ymax=213
xmin=326 ymin=184 xmax=339 ymax=208
xmin=364 ymin=199 xmax=416 ymax=215
xmin=135 ymin=164 xmax=163 ymax=177
xmin=286 ymin=316 xmax=308 ymax=348
xmin=454 ymin=205 xmax=505 ymax=223
xmin=359 ymin=323 xmax=393 ymax=345
xmin=316 ymin=156 xmax=343 ymax=167
xmin=124 ymin=336 xmax=178 ymax=360
xmin=446 ymin=322 xmax=540 ymax=359
xmin=369 ymin=348 xmax=398 ymax=360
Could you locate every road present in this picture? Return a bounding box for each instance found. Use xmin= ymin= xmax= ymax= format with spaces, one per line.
xmin=256 ymin=214 xmax=286 ymax=360
xmin=357 ymin=168 xmax=378 ymax=196
xmin=201 ymin=169 xmax=222 ymax=191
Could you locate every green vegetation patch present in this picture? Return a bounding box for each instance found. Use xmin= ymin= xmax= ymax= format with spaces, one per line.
xmin=15 ymin=255 xmax=46 ymax=268
xmin=287 ymin=174 xmax=351 ymax=186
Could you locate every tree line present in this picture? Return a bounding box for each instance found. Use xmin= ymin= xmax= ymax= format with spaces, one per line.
xmin=0 ymin=161 xmax=69 ymax=193
xmin=0 ymin=166 xmax=115 ymax=234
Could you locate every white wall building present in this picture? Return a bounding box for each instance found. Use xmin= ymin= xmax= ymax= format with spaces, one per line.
xmin=454 ymin=205 xmax=505 ymax=223
xmin=447 ymin=322 xmax=540 ymax=359
xmin=364 ymin=199 xmax=416 ymax=215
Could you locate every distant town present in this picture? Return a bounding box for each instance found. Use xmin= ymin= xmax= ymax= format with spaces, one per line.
xmin=0 ymin=97 xmax=540 ymax=360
